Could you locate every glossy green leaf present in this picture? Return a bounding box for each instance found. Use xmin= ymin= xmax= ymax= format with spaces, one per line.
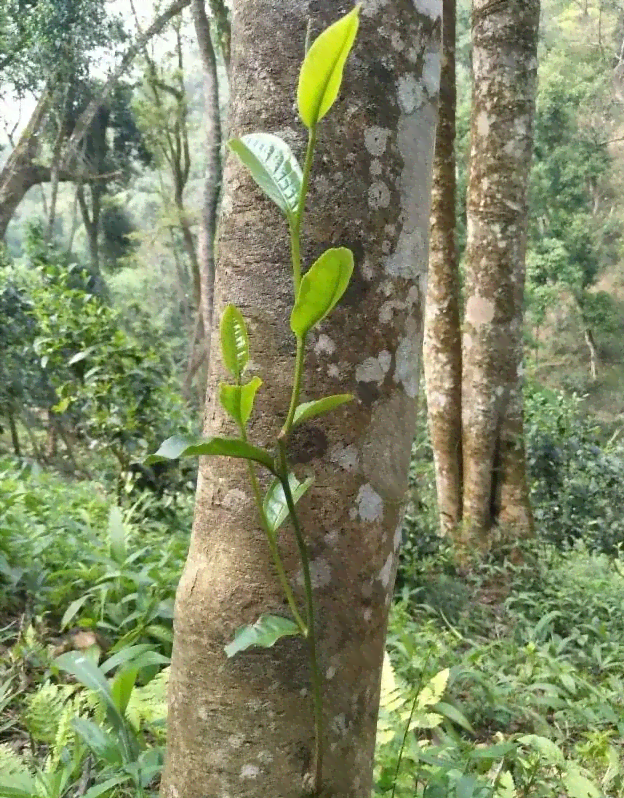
xmin=220 ymin=376 xmax=263 ymax=427
xmin=228 ymin=133 xmax=302 ymax=220
xmin=107 ymin=505 xmax=126 ymax=564
xmin=220 ymin=305 xmax=249 ymax=380
xmin=290 ymin=247 xmax=354 ymax=337
xmin=110 ymin=667 xmax=138 ymax=716
xmin=225 ymin=614 xmax=301 ymax=657
xmin=293 ymin=394 xmax=353 ymax=427
xmin=298 ymin=6 xmax=360 ymax=128
xmin=263 ymin=473 xmax=314 ymax=533
xmin=54 ymin=652 xmax=124 ymax=732
xmin=145 ymin=434 xmax=275 ymax=473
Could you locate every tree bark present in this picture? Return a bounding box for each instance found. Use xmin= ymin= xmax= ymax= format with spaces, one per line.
xmin=461 ymin=0 xmax=539 ymax=549
xmin=160 ymin=1 xmax=441 ymax=796
xmin=424 ymin=0 xmax=462 ymax=537
xmin=192 ymin=0 xmax=223 ymax=368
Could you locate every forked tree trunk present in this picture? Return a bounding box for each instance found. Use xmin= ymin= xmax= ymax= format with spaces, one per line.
xmin=160 ymin=1 xmax=441 ymax=796
xmin=424 ymin=0 xmax=462 ymax=537
xmin=460 ymin=0 xmax=539 ymax=550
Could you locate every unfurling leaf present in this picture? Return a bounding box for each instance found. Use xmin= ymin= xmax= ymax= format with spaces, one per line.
xmin=145 ymin=435 xmax=275 ymax=473
xmin=298 ymin=6 xmax=360 ymax=129
xmin=220 ymin=305 xmax=249 ymax=380
xmin=224 ymin=615 xmax=301 ymax=657
xmin=228 ymin=134 xmax=302 ymax=220
xmin=293 ymin=394 xmax=353 ymax=427
xmin=220 ymin=377 xmax=263 ymax=427
xmin=290 ymin=248 xmax=354 ymax=338
xmin=263 ymin=473 xmax=314 ymax=533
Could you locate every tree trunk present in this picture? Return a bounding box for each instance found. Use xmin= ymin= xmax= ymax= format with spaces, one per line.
xmin=0 ymin=87 xmax=52 ymax=239
xmin=424 ymin=0 xmax=462 ymax=536
xmin=461 ymin=0 xmax=539 ymax=549
xmin=7 ymin=406 xmax=21 ymax=457
xmin=192 ymin=0 xmax=223 ymax=368
xmin=160 ymin=1 xmax=441 ymax=796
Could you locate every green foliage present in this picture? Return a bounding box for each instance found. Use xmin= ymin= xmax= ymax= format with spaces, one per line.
xmin=227 ymin=134 xmax=303 ymax=221
xmin=378 ymin=547 xmax=622 ymax=797
xmin=297 ymin=7 xmax=360 ymax=129
xmin=224 ymin=615 xmax=302 ymax=658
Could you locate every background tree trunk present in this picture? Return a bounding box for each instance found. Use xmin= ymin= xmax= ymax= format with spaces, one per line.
xmin=192 ymin=0 xmax=223 ymax=369
xmin=461 ymin=0 xmax=539 ymax=550
xmin=160 ymin=1 xmax=441 ymax=796
xmin=424 ymin=0 xmax=462 ymax=537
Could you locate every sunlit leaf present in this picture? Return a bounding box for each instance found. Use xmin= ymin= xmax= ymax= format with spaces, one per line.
xmin=263 ymin=473 xmax=314 ymax=533
xmin=298 ymin=6 xmax=360 ymax=128
xmin=292 ymin=394 xmax=353 ymax=427
xmin=145 ymin=435 xmax=275 ymax=473
xmin=562 ymin=767 xmax=601 ymax=798
xmin=417 ymin=668 xmax=449 ymax=708
xmin=224 ymin=615 xmax=301 ymax=657
xmin=290 ymin=248 xmax=354 ymax=338
xmin=229 ymin=133 xmax=302 ymax=220
xmin=220 ymin=377 xmax=263 ymax=427
xmin=107 ymin=505 xmax=126 ymax=564
xmin=220 ymin=305 xmax=249 ymax=380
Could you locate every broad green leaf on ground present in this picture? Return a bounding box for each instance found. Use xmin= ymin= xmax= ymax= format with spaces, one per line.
xmin=263 ymin=473 xmax=314 ymax=533
xmin=229 ymin=134 xmax=302 ymax=220
xmin=220 ymin=305 xmax=249 ymax=380
xmin=220 ymin=377 xmax=263 ymax=427
xmin=292 ymin=394 xmax=353 ymax=427
xmin=224 ymin=615 xmax=301 ymax=657
xmin=290 ymin=247 xmax=354 ymax=338
xmin=298 ymin=6 xmax=360 ymax=128
xmin=145 ymin=435 xmax=275 ymax=473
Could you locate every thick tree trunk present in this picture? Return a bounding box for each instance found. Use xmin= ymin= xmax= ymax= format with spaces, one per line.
xmin=424 ymin=0 xmax=462 ymax=537
xmin=160 ymin=1 xmax=441 ymax=796
xmin=192 ymin=0 xmax=223 ymax=367
xmin=461 ymin=0 xmax=539 ymax=548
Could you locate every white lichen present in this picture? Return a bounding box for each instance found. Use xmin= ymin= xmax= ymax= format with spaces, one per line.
xmin=314 ymin=334 xmax=336 ymax=356
xmin=397 ymin=74 xmax=425 ymax=114
xmin=414 ymin=0 xmax=442 ymax=18
xmin=330 ymin=444 xmax=360 ymax=472
xmin=355 ymin=350 xmax=392 ymax=384
xmin=422 ymin=50 xmax=441 ymax=96
xmin=378 ymin=552 xmax=394 ymax=588
xmin=357 ymin=484 xmax=384 ymax=522
xmin=240 ymin=765 xmax=260 ymax=779
xmin=364 ymin=126 xmax=391 ymax=157
xmin=368 ymin=181 xmax=391 ymax=209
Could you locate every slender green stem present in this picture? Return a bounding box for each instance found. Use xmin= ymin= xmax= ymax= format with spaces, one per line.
xmin=282 ymin=335 xmax=306 ymax=435
xmin=290 ymin=127 xmax=317 ymax=294
xmin=239 ymin=425 xmax=307 ymax=634
xmin=278 ymin=440 xmax=323 ymax=793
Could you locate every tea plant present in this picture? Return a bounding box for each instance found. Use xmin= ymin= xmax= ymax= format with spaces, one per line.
xmin=147 ymin=8 xmax=360 ymax=792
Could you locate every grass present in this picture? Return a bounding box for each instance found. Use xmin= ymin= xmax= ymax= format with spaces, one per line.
xmin=0 ymin=455 xmax=623 ymax=797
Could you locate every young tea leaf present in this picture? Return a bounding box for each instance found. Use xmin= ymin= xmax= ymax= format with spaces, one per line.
xmin=263 ymin=473 xmax=314 ymax=533
xmin=298 ymin=6 xmax=360 ymax=129
xmin=220 ymin=377 xmax=263 ymax=428
xmin=224 ymin=615 xmax=301 ymax=657
xmin=145 ymin=435 xmax=275 ymax=473
xmin=290 ymin=247 xmax=354 ymax=338
xmin=228 ymin=134 xmax=302 ymax=220
xmin=220 ymin=305 xmax=249 ymax=380
xmin=292 ymin=394 xmax=353 ymax=427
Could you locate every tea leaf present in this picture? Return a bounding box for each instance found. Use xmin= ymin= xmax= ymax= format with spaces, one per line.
xmin=220 ymin=305 xmax=249 ymax=380
xmin=298 ymin=6 xmax=360 ymax=128
xmin=220 ymin=377 xmax=263 ymax=427
xmin=290 ymin=247 xmax=353 ymax=338
xmin=145 ymin=435 xmax=275 ymax=473
xmin=292 ymin=394 xmax=353 ymax=427
xmin=225 ymin=615 xmax=301 ymax=657
xmin=229 ymin=134 xmax=302 ymax=220
xmin=263 ymin=473 xmax=314 ymax=533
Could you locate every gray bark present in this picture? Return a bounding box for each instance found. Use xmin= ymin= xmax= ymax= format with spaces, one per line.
xmin=160 ymin=0 xmax=441 ymax=796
